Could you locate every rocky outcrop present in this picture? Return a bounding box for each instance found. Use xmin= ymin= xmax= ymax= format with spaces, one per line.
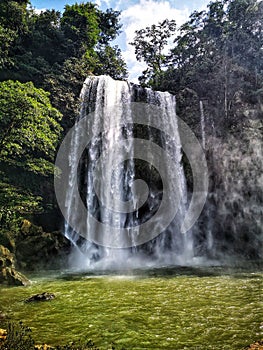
xmin=0 ymin=245 xmax=30 ymax=286
xmin=15 ymin=220 xmax=71 ymax=270
xmin=0 ymin=230 xmax=15 ymax=253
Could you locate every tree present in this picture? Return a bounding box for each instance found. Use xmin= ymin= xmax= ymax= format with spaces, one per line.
xmin=226 ymin=0 xmax=263 ymax=73
xmin=154 ymin=0 xmax=263 ymax=133
xmin=97 ymin=8 xmax=122 ymax=45
xmin=0 ymin=26 xmax=16 ymax=69
xmin=25 ymin=9 xmax=67 ymax=66
xmin=0 ymin=0 xmax=29 ymax=34
xmin=0 ymin=80 xmax=62 ymax=175
xmin=61 ymin=2 xmax=99 ymax=57
xmin=95 ymin=45 xmax=128 ymax=80
xmin=0 ymin=2 xmax=128 ymax=231
xmin=0 ymin=2 xmax=128 ymax=129
xmin=130 ymin=19 xmax=176 ymax=86
xmin=0 ymin=2 xmax=127 ymax=83
xmin=0 ymin=0 xmax=29 ymax=69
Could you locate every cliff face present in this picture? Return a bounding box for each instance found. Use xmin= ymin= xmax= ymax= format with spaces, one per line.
xmin=197 ymin=121 xmax=262 ymax=260
xmin=175 ymin=87 xmax=263 ymax=261
xmin=61 ymin=75 xmax=262 ymax=263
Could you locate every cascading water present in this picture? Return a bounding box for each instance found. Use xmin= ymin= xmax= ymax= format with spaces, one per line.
xmin=199 ymin=100 xmax=206 ymax=150
xmin=62 ymin=75 xmax=197 ymax=270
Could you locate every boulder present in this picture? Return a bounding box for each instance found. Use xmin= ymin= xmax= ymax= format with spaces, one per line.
xmin=0 ymin=245 xmax=30 ymax=286
xmin=25 ymin=292 xmax=55 ymax=303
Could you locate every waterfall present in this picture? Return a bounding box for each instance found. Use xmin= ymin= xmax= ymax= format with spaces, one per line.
xmin=62 ymin=75 xmax=195 ymax=269
xmin=200 ymin=100 xmax=206 ymax=149
xmin=54 ymin=75 xmax=263 ymax=268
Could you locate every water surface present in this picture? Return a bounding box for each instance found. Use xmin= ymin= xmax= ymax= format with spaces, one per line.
xmin=0 ymin=266 xmax=262 ymax=349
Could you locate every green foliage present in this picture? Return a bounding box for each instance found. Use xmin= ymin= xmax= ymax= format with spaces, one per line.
xmin=0 ymin=322 xmax=35 ymax=350
xmin=0 ymin=80 xmax=62 ymax=173
xmin=0 ymin=2 xmax=127 ymax=131
xmin=0 ymin=80 xmax=62 ymax=230
xmin=0 ymin=2 xmax=127 ymax=85
xmin=0 ymin=25 xmax=17 ymax=69
xmin=0 ymin=0 xmax=29 ymax=69
xmin=97 ymin=8 xmax=122 ymax=45
xmin=0 ymin=79 xmax=62 ymax=231
xmin=26 ymin=9 xmax=67 ymax=66
xmin=43 ymin=57 xmax=95 ymax=128
xmin=0 ymin=0 xmax=29 ymax=34
xmin=61 ymin=3 xmax=99 ymax=57
xmin=130 ymin=19 xmax=176 ymax=86
xmin=95 ymin=45 xmax=128 ymax=80
xmin=0 ymin=1 xmax=128 ymax=231
xmin=131 ymin=0 xmax=262 ymax=137
xmin=0 ymin=2 xmax=127 ymax=232
xmin=170 ymin=0 xmax=263 ymax=74
xmin=0 ymin=321 xmax=120 ymax=350
xmin=0 ymin=180 xmax=42 ymax=230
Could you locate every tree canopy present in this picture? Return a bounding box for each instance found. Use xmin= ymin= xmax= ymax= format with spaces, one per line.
xmin=0 ymin=1 xmax=128 ymax=129
xmin=0 ymin=1 xmax=127 ymax=84
xmin=0 ymin=80 xmax=62 ymax=175
xmin=130 ymin=19 xmax=176 ymax=86
xmin=0 ymin=0 xmax=29 ymax=69
xmin=0 ymin=1 xmax=128 ymax=227
xmin=131 ymin=0 xmax=263 ymax=134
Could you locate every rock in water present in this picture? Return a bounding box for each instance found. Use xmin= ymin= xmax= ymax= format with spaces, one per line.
xmin=0 ymin=245 xmax=30 ymax=286
xmin=244 ymin=340 xmax=263 ymax=350
xmin=0 ymin=328 xmax=7 ymax=342
xmin=25 ymin=292 xmax=55 ymax=303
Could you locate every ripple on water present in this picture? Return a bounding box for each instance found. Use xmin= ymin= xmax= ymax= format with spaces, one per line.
xmin=0 ymin=267 xmax=262 ymax=349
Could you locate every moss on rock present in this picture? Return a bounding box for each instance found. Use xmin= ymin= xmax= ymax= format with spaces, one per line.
xmin=16 ymin=221 xmax=71 ymax=271
xmin=0 ymin=245 xmax=30 ymax=286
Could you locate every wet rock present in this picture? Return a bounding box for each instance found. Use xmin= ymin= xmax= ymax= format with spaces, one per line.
xmin=21 ymin=219 xmax=33 ymax=235
xmin=0 ymin=245 xmax=30 ymax=286
xmin=0 ymin=328 xmax=7 ymax=342
xmin=244 ymin=340 xmax=263 ymax=349
xmin=16 ymin=221 xmax=71 ymax=270
xmin=25 ymin=292 xmax=55 ymax=303
xmin=0 ymin=230 xmax=15 ymax=253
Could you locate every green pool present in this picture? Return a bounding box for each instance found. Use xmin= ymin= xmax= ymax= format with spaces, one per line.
xmin=0 ymin=266 xmax=262 ymax=349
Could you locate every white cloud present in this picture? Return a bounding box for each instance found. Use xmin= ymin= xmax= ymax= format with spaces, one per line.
xmin=33 ymin=7 xmax=47 ymax=14
xmin=119 ymin=0 xmax=191 ymax=82
xmin=95 ymin=0 xmax=112 ymax=7
xmin=27 ymin=3 xmax=47 ymax=14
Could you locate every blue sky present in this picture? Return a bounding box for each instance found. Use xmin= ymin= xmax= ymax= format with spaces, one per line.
xmin=30 ymin=0 xmax=208 ymax=12
xmin=30 ymin=0 xmax=211 ymax=81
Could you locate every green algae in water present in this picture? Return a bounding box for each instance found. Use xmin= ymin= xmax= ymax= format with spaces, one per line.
xmin=0 ymin=268 xmax=262 ymax=349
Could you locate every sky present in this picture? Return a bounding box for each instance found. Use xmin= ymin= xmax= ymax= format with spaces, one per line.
xmin=30 ymin=0 xmax=211 ymax=81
